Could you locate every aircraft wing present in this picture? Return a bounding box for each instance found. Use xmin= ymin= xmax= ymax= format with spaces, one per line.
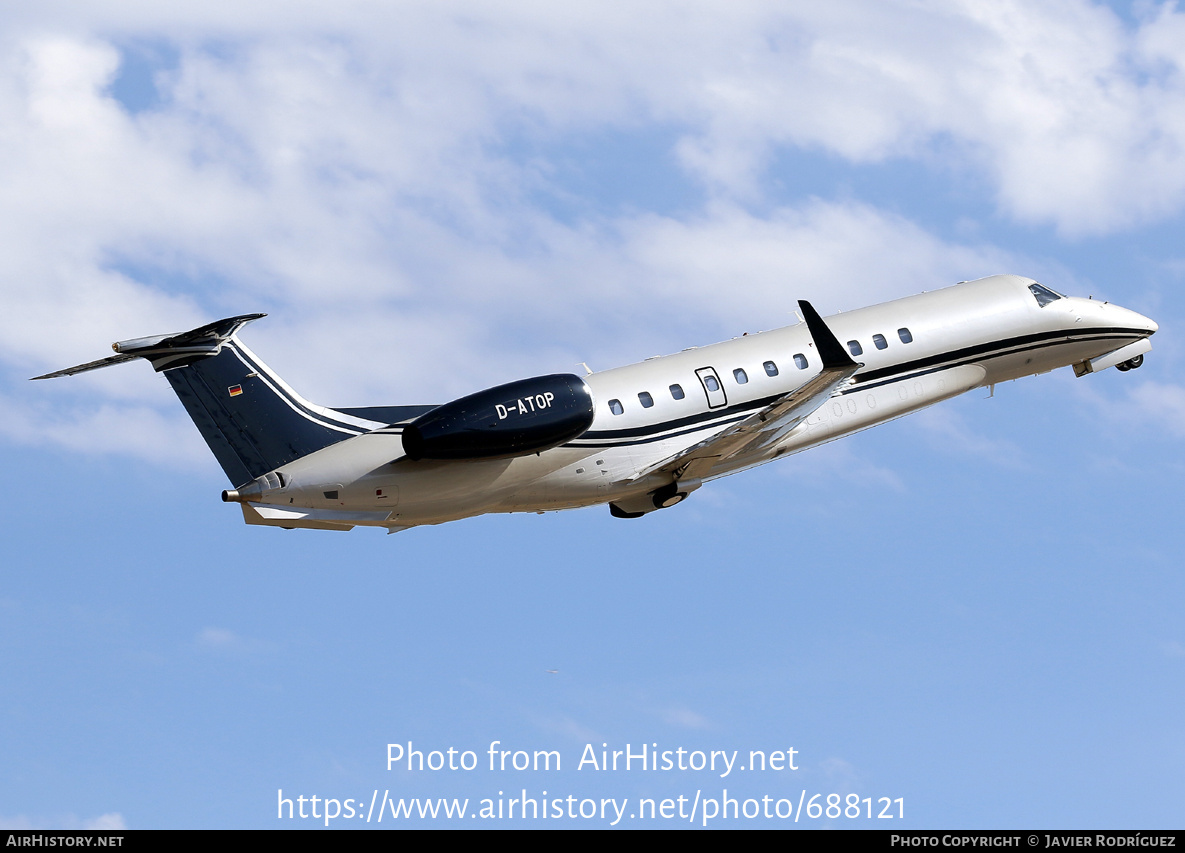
xmin=631 ymin=300 xmax=860 ymax=482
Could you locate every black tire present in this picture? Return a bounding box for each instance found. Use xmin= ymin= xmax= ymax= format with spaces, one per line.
xmin=651 ymin=482 xmax=687 ymax=509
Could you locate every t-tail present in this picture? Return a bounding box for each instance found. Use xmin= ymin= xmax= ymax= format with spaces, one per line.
xmin=31 ymin=314 xmax=383 ymax=487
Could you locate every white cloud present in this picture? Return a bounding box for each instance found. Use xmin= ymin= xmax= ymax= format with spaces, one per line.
xmin=534 ymin=714 xmax=602 ymax=745
xmin=777 ymin=437 xmax=908 ymax=493
xmin=913 ymin=406 xmax=1025 ymax=468
xmin=659 ymin=706 xmax=711 ymax=730
xmin=83 ymin=813 xmax=127 ymax=831
xmin=0 ymin=812 xmax=127 ymax=830
xmin=195 ymin=627 xmax=239 ymax=648
xmin=1161 ymin=640 xmax=1185 ymax=659
xmin=195 ymin=626 xmax=274 ymax=656
xmin=0 ymin=391 xmax=208 ymax=469
xmin=0 ymin=2 xmax=1172 ymax=467
xmin=662 ymin=1 xmax=1185 ymax=234
xmin=818 ymin=755 xmax=861 ymax=790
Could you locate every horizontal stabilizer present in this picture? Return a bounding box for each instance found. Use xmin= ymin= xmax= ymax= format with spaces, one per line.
xmin=31 ymin=353 xmax=141 ymax=380
xmin=30 ymin=312 xmax=373 ymax=486
xmin=31 ymin=314 xmax=267 ymax=379
xmin=334 ymin=405 xmax=438 ymax=424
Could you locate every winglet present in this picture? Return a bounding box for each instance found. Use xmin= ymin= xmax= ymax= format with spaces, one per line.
xmin=797 ymin=300 xmax=858 ymax=369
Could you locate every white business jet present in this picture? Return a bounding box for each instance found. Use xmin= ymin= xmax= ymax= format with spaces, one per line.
xmin=34 ymin=274 xmax=1156 ymax=532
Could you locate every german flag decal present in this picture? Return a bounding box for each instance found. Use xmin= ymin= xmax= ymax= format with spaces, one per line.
xmin=228 ymin=385 xmax=243 ymax=397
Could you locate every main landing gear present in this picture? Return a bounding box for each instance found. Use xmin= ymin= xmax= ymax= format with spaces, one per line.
xmin=608 ymin=478 xmax=701 ymax=518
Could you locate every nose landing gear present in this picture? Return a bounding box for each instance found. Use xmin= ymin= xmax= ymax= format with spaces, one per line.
xmin=1116 ymin=354 xmax=1144 ymax=372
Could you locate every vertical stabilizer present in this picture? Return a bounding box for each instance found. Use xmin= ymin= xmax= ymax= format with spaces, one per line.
xmin=33 ymin=314 xmax=378 ymax=486
xmin=161 ymin=337 xmax=374 ymax=485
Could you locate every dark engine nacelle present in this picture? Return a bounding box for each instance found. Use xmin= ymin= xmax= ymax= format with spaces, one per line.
xmin=401 ymin=374 xmax=595 ymax=461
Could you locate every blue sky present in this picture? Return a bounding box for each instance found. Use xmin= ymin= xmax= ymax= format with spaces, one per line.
xmin=1 ymin=1 xmax=1183 ymax=829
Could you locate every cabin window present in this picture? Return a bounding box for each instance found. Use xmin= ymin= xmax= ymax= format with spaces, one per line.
xmin=1029 ymin=282 xmax=1063 ymax=307
xmin=764 ymin=360 xmax=778 ymax=376
xmin=704 ymin=375 xmax=721 ymax=392
xmin=793 ymin=353 xmax=808 ymax=370
xmin=873 ymin=333 xmax=888 ymax=350
xmin=848 ymin=340 xmax=863 ymax=356
xmin=733 ymin=368 xmax=748 ymax=384
xmin=898 ymin=328 xmax=913 ymax=344
xmin=609 ymin=399 xmax=624 ymax=415
xmin=638 ymin=391 xmax=654 ymax=408
xmin=670 ymin=384 xmax=685 ymax=400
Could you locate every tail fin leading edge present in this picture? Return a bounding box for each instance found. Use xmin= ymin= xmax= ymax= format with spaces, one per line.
xmin=33 ymin=314 xmax=373 ymax=486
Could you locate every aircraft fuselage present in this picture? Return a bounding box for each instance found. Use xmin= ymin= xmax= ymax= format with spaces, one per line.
xmin=229 ymin=274 xmax=1155 ymax=531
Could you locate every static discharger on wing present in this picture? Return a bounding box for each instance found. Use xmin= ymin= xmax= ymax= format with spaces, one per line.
xmin=33 ymin=275 xmax=1157 ymax=533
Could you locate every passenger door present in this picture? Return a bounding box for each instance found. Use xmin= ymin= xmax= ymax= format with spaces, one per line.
xmin=695 ymin=367 xmax=727 ymax=409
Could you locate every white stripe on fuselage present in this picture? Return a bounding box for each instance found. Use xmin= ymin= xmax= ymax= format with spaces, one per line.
xmin=226 ymin=342 xmax=383 ymax=434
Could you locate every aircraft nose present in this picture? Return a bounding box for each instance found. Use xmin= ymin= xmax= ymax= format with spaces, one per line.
xmin=1127 ymin=308 xmax=1158 ymax=336
xmin=1105 ymin=302 xmax=1157 ymax=336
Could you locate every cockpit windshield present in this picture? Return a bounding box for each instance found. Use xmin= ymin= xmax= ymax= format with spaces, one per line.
xmin=1028 ymin=283 xmax=1064 ymax=307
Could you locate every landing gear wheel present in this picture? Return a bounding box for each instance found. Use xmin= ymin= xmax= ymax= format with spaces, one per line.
xmin=652 ymin=481 xmax=687 ymax=509
xmin=1125 ymin=354 xmax=1144 ymax=370
xmin=1116 ymin=361 xmax=1131 ymax=372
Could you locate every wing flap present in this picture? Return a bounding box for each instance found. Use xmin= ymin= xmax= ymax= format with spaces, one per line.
xmin=631 ymin=360 xmax=859 ymax=481
xmin=630 ymin=299 xmax=861 ymax=482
